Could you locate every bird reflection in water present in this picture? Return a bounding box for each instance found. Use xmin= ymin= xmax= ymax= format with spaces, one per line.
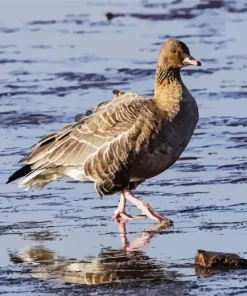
xmin=10 ymin=222 xmax=178 ymax=286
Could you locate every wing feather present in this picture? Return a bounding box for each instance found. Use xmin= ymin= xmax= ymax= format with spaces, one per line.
xmin=18 ymin=92 xmax=167 ymax=195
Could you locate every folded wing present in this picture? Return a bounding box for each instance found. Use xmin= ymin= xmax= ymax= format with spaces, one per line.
xmin=10 ymin=92 xmax=164 ymax=196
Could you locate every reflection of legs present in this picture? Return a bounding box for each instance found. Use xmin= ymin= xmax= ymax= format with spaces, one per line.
xmin=115 ymin=220 xmax=170 ymax=253
xmin=115 ymin=220 xmax=129 ymax=249
xmin=126 ymin=223 xmax=171 ymax=252
xmin=123 ymin=190 xmax=173 ymax=224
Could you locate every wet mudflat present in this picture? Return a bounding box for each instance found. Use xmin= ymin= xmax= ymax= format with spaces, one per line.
xmin=0 ymin=1 xmax=247 ymax=295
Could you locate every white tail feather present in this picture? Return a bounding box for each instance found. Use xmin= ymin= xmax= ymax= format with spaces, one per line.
xmin=18 ymin=169 xmax=45 ymax=189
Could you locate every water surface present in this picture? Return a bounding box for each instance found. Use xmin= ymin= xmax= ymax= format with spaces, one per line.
xmin=1 ymin=1 xmax=247 ymax=295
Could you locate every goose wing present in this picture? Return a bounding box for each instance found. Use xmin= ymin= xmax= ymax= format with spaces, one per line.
xmin=18 ymin=92 xmax=165 ymax=195
xmin=74 ymin=89 xmax=127 ymax=122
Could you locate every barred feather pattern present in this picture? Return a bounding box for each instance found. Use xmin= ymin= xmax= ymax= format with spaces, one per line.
xmin=18 ymin=92 xmax=165 ymax=196
xmin=154 ymin=67 xmax=183 ymax=121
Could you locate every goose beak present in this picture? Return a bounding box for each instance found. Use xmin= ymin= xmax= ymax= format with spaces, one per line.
xmin=183 ymin=55 xmax=201 ymax=66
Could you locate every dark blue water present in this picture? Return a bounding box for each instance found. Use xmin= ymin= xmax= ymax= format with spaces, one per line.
xmin=1 ymin=1 xmax=247 ymax=295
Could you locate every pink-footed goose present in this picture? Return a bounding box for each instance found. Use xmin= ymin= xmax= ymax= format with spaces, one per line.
xmin=7 ymin=39 xmax=201 ymax=225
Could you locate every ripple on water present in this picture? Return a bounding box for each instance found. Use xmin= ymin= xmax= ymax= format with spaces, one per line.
xmin=0 ymin=0 xmax=247 ymax=295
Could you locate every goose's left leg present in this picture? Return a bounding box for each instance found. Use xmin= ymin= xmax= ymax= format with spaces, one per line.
xmin=123 ymin=189 xmax=173 ymax=224
xmin=112 ymin=193 xmax=145 ymax=221
xmin=112 ymin=193 xmax=133 ymax=220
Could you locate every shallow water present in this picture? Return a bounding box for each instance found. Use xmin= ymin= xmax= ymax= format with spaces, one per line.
xmin=1 ymin=1 xmax=247 ymax=295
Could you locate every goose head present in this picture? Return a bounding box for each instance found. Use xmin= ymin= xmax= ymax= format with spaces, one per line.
xmin=157 ymin=39 xmax=201 ymax=69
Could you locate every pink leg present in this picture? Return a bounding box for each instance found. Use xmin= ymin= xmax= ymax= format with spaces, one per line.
xmin=112 ymin=193 xmax=146 ymax=221
xmin=112 ymin=193 xmax=133 ymax=220
xmin=123 ymin=190 xmax=173 ymax=224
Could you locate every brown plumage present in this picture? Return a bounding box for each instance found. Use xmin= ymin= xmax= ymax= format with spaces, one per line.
xmin=7 ymin=39 xmax=201 ymax=223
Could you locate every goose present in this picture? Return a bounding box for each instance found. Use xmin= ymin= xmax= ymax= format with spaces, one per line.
xmin=6 ymin=39 xmax=201 ymax=224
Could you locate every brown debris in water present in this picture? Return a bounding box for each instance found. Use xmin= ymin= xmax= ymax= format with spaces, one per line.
xmin=195 ymin=249 xmax=247 ymax=268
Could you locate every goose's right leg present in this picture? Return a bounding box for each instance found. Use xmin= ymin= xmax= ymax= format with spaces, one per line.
xmin=123 ymin=190 xmax=173 ymax=225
